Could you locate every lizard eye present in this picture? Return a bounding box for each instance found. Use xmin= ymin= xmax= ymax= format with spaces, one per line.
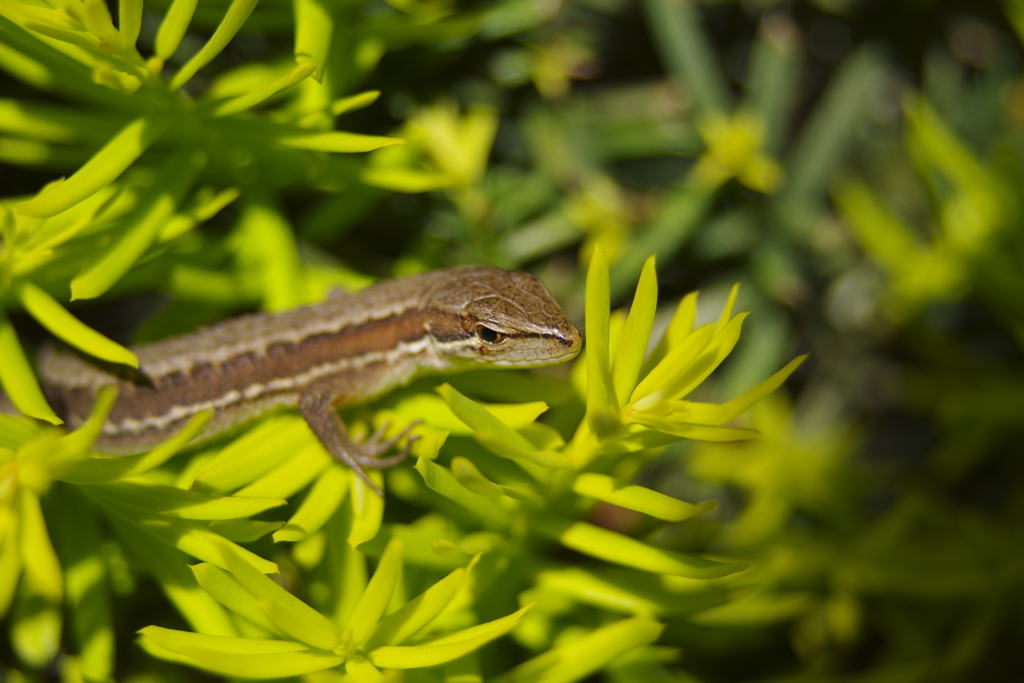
xmin=477 ymin=325 xmax=505 ymax=345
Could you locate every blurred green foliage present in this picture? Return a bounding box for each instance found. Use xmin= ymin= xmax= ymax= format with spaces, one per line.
xmin=2 ymin=0 xmax=1024 ymax=681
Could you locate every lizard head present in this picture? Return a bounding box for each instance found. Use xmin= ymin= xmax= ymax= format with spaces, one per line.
xmin=425 ymin=266 xmax=582 ymax=369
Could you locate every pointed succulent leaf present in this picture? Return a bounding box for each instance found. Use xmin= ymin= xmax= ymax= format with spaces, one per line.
xmin=58 ymin=409 xmax=212 ymax=484
xmin=657 ymin=311 xmax=749 ymax=402
xmin=91 ymin=492 xmax=278 ymax=575
xmin=18 ymin=489 xmax=62 ymax=601
xmin=212 ymin=62 xmax=316 ymax=117
xmin=415 ymin=457 xmax=507 ymax=528
xmin=436 ymin=384 xmax=539 ymax=453
xmin=585 ymin=247 xmax=626 ymax=440
xmin=369 ymin=603 xmax=534 ymax=669
xmin=573 ymin=473 xmax=715 ymax=522
xmin=621 ymin=416 xmax=758 ymax=442
xmin=210 ymin=519 xmax=284 ymax=543
xmin=365 ymin=560 xmax=473 ymax=649
xmin=138 ymin=627 xmax=344 ymax=678
xmin=95 ymin=479 xmax=286 ymax=520
xmin=189 ymin=415 xmax=311 ymax=493
xmin=611 ymin=255 xmax=658 ymax=406
xmin=71 ymin=149 xmax=206 ymax=300
xmin=347 ymin=655 xmax=385 ymax=683
xmin=663 ymin=354 xmax=808 ymax=426
xmin=234 ymin=442 xmax=331 ymax=499
xmin=155 ymin=0 xmax=199 ymax=59
xmin=11 ymin=579 xmax=62 ymax=667
xmin=16 ymin=116 xmax=169 ymax=218
xmin=274 ymin=464 xmax=349 ymax=542
xmin=349 ymin=470 xmax=385 ymax=548
xmin=451 ymin=456 xmax=504 ymax=497
xmin=0 ymin=306 xmax=62 ymax=424
xmin=630 ymin=323 xmax=714 ymax=405
xmin=0 ymin=415 xmax=38 ymax=451
xmin=349 ymin=537 xmax=404 ymax=644
xmin=169 ymin=0 xmax=260 ymax=89
xmin=17 ymin=281 xmax=137 ymax=367
xmin=104 ymin=513 xmax=238 ymax=636
xmin=493 ymin=616 xmax=664 ymax=683
xmin=534 ymin=516 xmax=746 ymax=579
xmin=191 ymin=563 xmax=283 ymax=636
xmin=218 ymin=541 xmax=341 ymax=650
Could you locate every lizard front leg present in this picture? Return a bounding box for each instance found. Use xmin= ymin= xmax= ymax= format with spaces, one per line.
xmin=298 ymin=388 xmax=419 ymax=497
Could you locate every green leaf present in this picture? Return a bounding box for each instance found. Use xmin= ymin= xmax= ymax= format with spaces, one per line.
xmin=154 ymin=0 xmax=199 ymax=60
xmin=617 ymin=417 xmax=757 ymax=442
xmin=713 ymin=283 xmax=741 ymax=334
xmin=15 ymin=116 xmax=170 ymax=218
xmin=118 ymin=0 xmax=143 ymax=48
xmin=11 ymin=580 xmax=62 ymax=668
xmin=365 ymin=561 xmax=473 ymax=649
xmin=93 ymin=492 xmax=279 ymax=575
xmin=658 ymin=312 xmax=748 ymax=401
xmin=209 ymin=519 xmax=284 ymax=543
xmin=276 ymin=131 xmax=405 ymax=153
xmin=664 ymin=354 xmax=808 ymax=426
xmin=630 ymin=323 xmax=714 ymax=404
xmin=159 ymin=186 xmax=242 ymax=242
xmin=436 ymin=384 xmax=565 ymax=469
xmin=585 ymin=248 xmax=626 ymax=441
xmin=362 ymin=168 xmax=453 ymax=193
xmin=237 ymin=196 xmax=302 ymax=312
xmin=235 ymin=441 xmax=331 ymax=498
xmin=639 ymin=0 xmax=729 ymax=113
xmin=71 ymin=149 xmax=206 ymax=300
xmin=104 ymin=513 xmax=239 ymax=636
xmin=534 ymin=567 xmax=725 ymax=617
xmin=397 ymin=391 xmax=547 ymax=435
xmin=213 ymin=61 xmax=316 ymax=117
xmin=533 ymin=516 xmax=746 ymax=579
xmin=474 ymin=431 xmax=569 ymax=470
xmin=369 ymin=603 xmax=534 ymax=669
xmin=348 ymin=537 xmax=404 ymax=644
xmin=95 ymin=479 xmax=286 ymax=520
xmin=47 ymin=385 xmax=117 ymax=460
xmin=0 ymin=519 xmax=22 ymax=619
xmin=191 ymin=563 xmax=283 ymax=636
xmin=83 ymin=0 xmax=118 ymax=39
xmin=0 ymin=305 xmax=62 ymax=424
xmin=18 ymin=490 xmax=62 ymax=602
xmin=58 ymin=409 xmax=212 ymax=483
xmin=784 ymin=47 xmax=886 ymax=207
xmin=273 ymin=464 xmax=349 ymax=542
xmin=294 ymin=0 xmax=334 ymax=82
xmin=189 ymin=415 xmax=311 ymax=493
xmin=216 ymin=538 xmax=341 ymax=650
xmin=332 ymin=91 xmax=381 ymax=116
xmin=414 ymin=457 xmax=508 ymax=529
xmin=0 ymin=414 xmax=39 ymax=450
xmin=349 ymin=470 xmax=385 ymax=548
xmin=17 ymin=281 xmax=137 ymax=367
xmin=451 ymin=456 xmax=504 ymax=497
xmin=346 ymin=655 xmax=385 ymax=683
xmin=51 ymin=487 xmax=114 ymax=682
xmin=169 ymin=0 xmax=260 ymax=89
xmin=690 ymin=590 xmax=813 ymax=626
xmin=573 ymin=473 xmax=714 ymax=522
xmin=611 ymin=255 xmax=658 ymax=407
xmin=138 ymin=627 xmax=344 ymax=678
xmin=493 ymin=616 xmax=664 ymax=683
